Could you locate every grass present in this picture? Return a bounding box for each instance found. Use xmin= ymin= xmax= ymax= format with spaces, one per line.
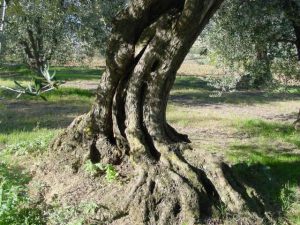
xmin=0 ymin=64 xmax=103 ymax=81
xmin=236 ymin=119 xmax=300 ymax=148
xmin=228 ymin=119 xmax=300 ymax=224
xmin=1 ymin=65 xmax=300 ymax=224
xmin=0 ymin=162 xmax=44 ymax=225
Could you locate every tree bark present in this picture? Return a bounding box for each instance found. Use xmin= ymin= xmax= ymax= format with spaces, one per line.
xmin=252 ymin=45 xmax=272 ymax=88
xmin=45 ymin=0 xmax=267 ymax=224
xmin=293 ymin=22 xmax=300 ymax=61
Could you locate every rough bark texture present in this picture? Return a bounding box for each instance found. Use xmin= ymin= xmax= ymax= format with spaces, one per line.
xmin=38 ymin=0 xmax=268 ymax=224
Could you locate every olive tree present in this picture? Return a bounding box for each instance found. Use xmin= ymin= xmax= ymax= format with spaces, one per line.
xmin=2 ymin=0 xmax=73 ymax=74
xmin=34 ymin=1 xmax=266 ymax=224
xmin=206 ymin=0 xmax=299 ymax=88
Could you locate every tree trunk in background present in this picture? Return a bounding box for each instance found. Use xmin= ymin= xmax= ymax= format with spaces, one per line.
xmin=21 ymin=18 xmax=48 ymax=75
xmin=44 ymin=0 xmax=266 ymax=224
xmin=0 ymin=0 xmax=6 ymax=54
xmin=253 ymin=45 xmax=272 ymax=88
xmin=284 ymin=0 xmax=300 ymax=61
xmin=293 ymin=22 xmax=300 ymax=61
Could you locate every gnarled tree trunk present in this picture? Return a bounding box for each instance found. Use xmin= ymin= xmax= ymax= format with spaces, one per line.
xmin=38 ymin=0 xmax=267 ymax=224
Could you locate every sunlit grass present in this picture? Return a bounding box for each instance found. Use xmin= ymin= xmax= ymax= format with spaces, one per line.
xmin=0 ymin=64 xmax=103 ymax=81
xmin=234 ymin=119 xmax=300 ymax=148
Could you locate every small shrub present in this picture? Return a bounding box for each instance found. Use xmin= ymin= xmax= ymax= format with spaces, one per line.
xmin=105 ymin=164 xmax=118 ymax=182
xmin=205 ymin=74 xmax=240 ymax=97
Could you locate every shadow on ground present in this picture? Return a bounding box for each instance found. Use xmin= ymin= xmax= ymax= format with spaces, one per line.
xmin=171 ymin=76 xmax=300 ymax=106
xmin=0 ymin=100 xmax=89 ymax=134
xmin=229 ymin=144 xmax=300 ymax=220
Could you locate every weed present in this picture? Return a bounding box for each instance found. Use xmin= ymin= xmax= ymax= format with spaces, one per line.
xmin=3 ymin=134 xmax=53 ymax=156
xmin=105 ymin=164 xmax=119 ymax=182
xmin=46 ymin=201 xmax=100 ymax=225
xmin=280 ymin=182 xmax=296 ymax=212
xmin=83 ymin=160 xmax=118 ymax=182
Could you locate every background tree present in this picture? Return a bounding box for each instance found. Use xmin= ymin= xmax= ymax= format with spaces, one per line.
xmin=206 ymin=0 xmax=300 ymax=88
xmin=33 ymin=0 xmax=267 ymax=224
xmin=2 ymin=0 xmax=74 ymax=74
xmin=73 ymin=0 xmax=126 ymax=55
xmin=283 ymin=0 xmax=300 ymax=61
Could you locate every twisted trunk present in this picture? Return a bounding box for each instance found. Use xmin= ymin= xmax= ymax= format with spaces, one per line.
xmin=44 ymin=0 xmax=267 ymax=224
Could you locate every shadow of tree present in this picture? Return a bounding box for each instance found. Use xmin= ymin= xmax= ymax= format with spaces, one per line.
xmin=171 ymin=76 xmax=300 ymax=106
xmin=0 ymin=100 xmax=89 ymax=134
xmin=230 ymin=147 xmax=300 ymax=219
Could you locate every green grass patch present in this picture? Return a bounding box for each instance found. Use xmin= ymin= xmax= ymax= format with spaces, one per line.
xmin=0 ymin=64 xmax=103 ymax=81
xmin=236 ymin=119 xmax=300 ymax=148
xmin=50 ymin=66 xmax=103 ymax=81
xmin=228 ymin=145 xmax=300 ymax=222
xmin=0 ymin=87 xmax=95 ymax=102
xmin=0 ymin=129 xmax=58 ymax=155
xmin=228 ymin=119 xmax=300 ymax=223
xmin=0 ymin=162 xmax=44 ymax=225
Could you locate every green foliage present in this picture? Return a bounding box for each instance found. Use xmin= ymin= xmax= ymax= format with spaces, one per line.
xmin=205 ymin=74 xmax=240 ymax=97
xmin=280 ymin=182 xmax=296 ymax=212
xmin=104 ymin=164 xmax=118 ymax=182
xmin=3 ymin=0 xmax=71 ymax=65
xmin=76 ymin=0 xmax=126 ymax=55
xmin=1 ymin=65 xmax=64 ymax=99
xmin=1 ymin=0 xmax=126 ymax=66
xmin=83 ymin=160 xmax=118 ymax=182
xmin=3 ymin=134 xmax=52 ymax=155
xmin=205 ymin=0 xmax=299 ymax=87
xmin=272 ymin=57 xmax=300 ymax=86
xmin=0 ymin=163 xmax=44 ymax=225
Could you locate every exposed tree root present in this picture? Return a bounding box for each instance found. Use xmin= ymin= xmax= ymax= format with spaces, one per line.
xmin=104 ymin=150 xmax=266 ymax=225
xmin=32 ymin=134 xmax=268 ymax=225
